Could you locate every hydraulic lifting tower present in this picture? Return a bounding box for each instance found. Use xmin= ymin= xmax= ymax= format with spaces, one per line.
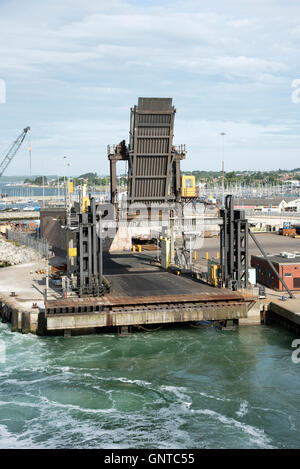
xmin=220 ymin=195 xmax=249 ymax=290
xmin=65 ymin=197 xmax=111 ymax=297
xmin=220 ymin=194 xmax=294 ymax=297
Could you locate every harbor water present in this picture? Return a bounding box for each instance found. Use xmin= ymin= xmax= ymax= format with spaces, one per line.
xmin=0 ymin=181 xmax=108 ymax=211
xmin=0 ymin=323 xmax=299 ymax=449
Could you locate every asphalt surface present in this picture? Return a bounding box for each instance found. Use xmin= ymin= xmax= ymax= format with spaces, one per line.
xmin=105 ymin=270 xmax=237 ymax=298
xmin=199 ymin=232 xmax=300 ymax=260
xmin=102 ymin=233 xmax=300 ymax=297
xmin=103 ymin=252 xmax=242 ymax=299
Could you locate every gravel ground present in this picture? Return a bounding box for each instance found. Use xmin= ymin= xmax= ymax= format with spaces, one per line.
xmin=0 ymin=236 xmax=40 ymax=265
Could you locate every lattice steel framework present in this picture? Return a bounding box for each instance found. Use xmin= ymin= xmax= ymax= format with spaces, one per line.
xmin=220 ymin=195 xmax=249 ymax=290
xmin=66 ymin=199 xmax=109 ymax=297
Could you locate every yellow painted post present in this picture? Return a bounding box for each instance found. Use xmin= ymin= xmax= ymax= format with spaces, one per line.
xmin=137 ymin=245 xmax=142 ymax=253
xmin=81 ymin=183 xmax=90 ymax=213
xmin=68 ymin=247 xmax=77 ymax=257
xmin=132 ymin=245 xmax=136 ymax=252
xmin=194 ymin=251 xmax=197 ymax=260
xmin=206 ymin=252 xmax=209 ymax=260
xmin=161 ymin=237 xmax=170 ymax=269
xmin=216 ymin=251 xmax=219 ymax=259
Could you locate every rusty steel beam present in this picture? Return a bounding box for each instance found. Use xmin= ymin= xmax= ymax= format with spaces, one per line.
xmin=45 ymin=292 xmax=254 ymax=315
xmin=45 ymin=291 xmax=248 ymax=311
xmin=45 ymin=300 xmax=251 ymax=331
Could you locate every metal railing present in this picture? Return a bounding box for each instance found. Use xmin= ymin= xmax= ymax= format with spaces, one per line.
xmin=6 ymin=230 xmax=50 ymax=257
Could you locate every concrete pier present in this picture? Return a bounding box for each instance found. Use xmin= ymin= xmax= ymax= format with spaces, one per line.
xmin=0 ymin=254 xmax=258 ymax=336
xmin=0 ymin=260 xmax=60 ymax=334
xmin=1 ymin=297 xmax=42 ymax=334
xmin=267 ymin=299 xmax=300 ymax=333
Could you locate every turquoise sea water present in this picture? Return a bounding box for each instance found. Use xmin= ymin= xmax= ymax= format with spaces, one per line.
xmin=0 ymin=323 xmax=299 ymax=449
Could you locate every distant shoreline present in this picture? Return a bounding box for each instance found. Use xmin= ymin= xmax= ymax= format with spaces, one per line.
xmin=4 ymin=183 xmax=49 ymax=189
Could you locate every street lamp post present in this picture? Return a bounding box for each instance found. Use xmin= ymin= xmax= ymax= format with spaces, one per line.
xmin=63 ymin=156 xmax=67 ymax=208
xmin=62 ymin=156 xmax=72 ymax=210
xmin=220 ymin=132 xmax=226 ymax=207
xmin=66 ymin=162 xmax=71 ymax=209
xmin=42 ymin=175 xmax=45 ymax=207
xmin=57 ymin=175 xmax=60 ymax=202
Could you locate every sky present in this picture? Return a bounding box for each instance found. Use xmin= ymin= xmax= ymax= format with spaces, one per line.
xmin=0 ymin=0 xmax=300 ymax=176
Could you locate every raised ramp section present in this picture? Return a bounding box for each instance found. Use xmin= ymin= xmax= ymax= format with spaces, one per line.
xmin=108 ymin=97 xmax=186 ymax=206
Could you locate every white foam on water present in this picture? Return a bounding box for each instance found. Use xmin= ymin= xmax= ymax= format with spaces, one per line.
xmin=115 ymin=377 xmax=152 ymax=387
xmin=1 ymin=373 xmax=68 ymax=386
xmin=38 ymin=394 xmax=117 ymax=415
xmin=192 ymin=408 xmax=274 ymax=449
xmin=0 ymin=424 xmax=41 ymax=449
xmin=236 ymin=400 xmax=249 ymax=417
xmin=61 ymin=366 xmax=70 ymax=372
xmin=251 ymin=404 xmax=299 ymax=433
xmin=0 ymin=380 xmax=199 ymax=449
xmin=288 ymin=415 xmax=297 ymax=431
xmin=12 ymin=393 xmax=194 ymax=449
xmin=198 ymin=391 xmax=232 ymax=402
xmin=160 ymin=385 xmax=192 ymax=410
xmin=0 ymin=399 xmax=40 ymax=409
xmin=79 ymin=372 xmax=153 ymax=389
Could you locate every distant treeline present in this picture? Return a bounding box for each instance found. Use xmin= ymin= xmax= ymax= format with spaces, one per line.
xmin=71 ymin=172 xmax=127 ymax=187
xmin=24 ymin=168 xmax=300 ymax=188
xmin=24 ymin=176 xmax=48 ymax=186
xmin=181 ymin=169 xmax=300 ymax=185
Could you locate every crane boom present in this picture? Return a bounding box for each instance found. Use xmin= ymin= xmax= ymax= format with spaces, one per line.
xmin=0 ymin=126 xmax=30 ymax=177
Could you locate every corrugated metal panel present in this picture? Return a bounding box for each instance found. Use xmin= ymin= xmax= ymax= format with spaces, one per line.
xmin=138 ymin=127 xmax=169 ymax=136
xmin=137 ymin=138 xmax=169 ymax=154
xmin=138 ymin=114 xmax=171 ymax=125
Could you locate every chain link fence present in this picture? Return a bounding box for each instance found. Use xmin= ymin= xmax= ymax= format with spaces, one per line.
xmin=6 ymin=230 xmax=50 ymax=257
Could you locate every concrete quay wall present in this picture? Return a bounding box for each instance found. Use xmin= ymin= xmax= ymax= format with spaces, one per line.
xmin=0 ymin=295 xmax=261 ymax=336
xmin=0 ymin=295 xmax=41 ymax=335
